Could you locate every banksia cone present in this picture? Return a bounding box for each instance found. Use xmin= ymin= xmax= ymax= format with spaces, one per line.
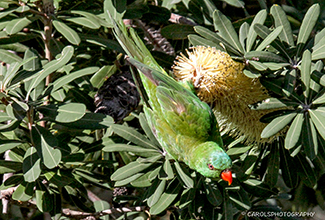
xmin=173 ymin=46 xmax=275 ymax=144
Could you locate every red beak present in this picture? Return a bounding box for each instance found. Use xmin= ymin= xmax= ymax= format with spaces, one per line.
xmin=220 ymin=169 xmax=232 ymax=185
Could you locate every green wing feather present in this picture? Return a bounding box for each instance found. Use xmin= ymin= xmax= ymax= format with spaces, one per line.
xmin=112 ymin=18 xmax=231 ymax=180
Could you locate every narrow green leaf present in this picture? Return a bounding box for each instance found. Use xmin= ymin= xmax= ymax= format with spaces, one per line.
xmin=270 ymin=5 xmax=294 ymax=46
xmin=265 ymin=143 xmax=280 ymax=187
xmin=32 ymin=125 xmax=61 ymax=169
xmin=111 ymin=124 xmax=159 ymax=150
xmin=111 ymin=161 xmax=153 ymax=181
xmin=0 ymin=174 xmax=23 ymax=190
xmin=261 ymin=112 xmax=297 ymax=138
xmin=102 ymin=143 xmax=160 ymax=157
xmin=309 ymin=109 xmax=325 ymax=140
xmin=163 ymin=159 xmax=174 ymax=180
xmin=149 ymin=179 xmax=182 ymax=215
xmin=174 ymin=161 xmax=194 ymax=188
xmin=139 ymin=113 xmax=161 ymax=148
xmin=285 ymin=113 xmax=303 ymax=150
xmin=280 ymin=145 xmax=298 ymax=188
xmin=283 ymin=69 xmax=296 ymax=96
xmin=23 ymin=147 xmax=41 ymax=182
xmin=36 ymin=181 xmax=53 ymax=212
xmin=0 ymin=140 xmax=21 ymax=154
xmin=56 ymin=103 xmax=86 ymax=123
xmin=90 ymin=65 xmax=116 ymax=89
xmin=297 ymin=4 xmax=320 ymax=44
xmin=251 ymin=98 xmax=298 ymax=111
xmin=188 ymin=34 xmax=224 ymax=51
xmin=52 ymin=67 xmax=99 ymax=92
xmin=312 ymin=35 xmax=325 ymax=60
xmin=300 ymin=50 xmax=311 ymax=98
xmin=239 ymin=22 xmax=249 ymax=50
xmin=12 ymin=181 xmax=34 ymax=202
xmin=194 ymin=26 xmax=242 ymax=56
xmin=53 ymin=20 xmax=81 ymax=45
xmin=249 ymin=60 xmax=267 ymax=70
xmin=204 ymin=181 xmax=222 ymax=206
xmin=256 ymin=26 xmax=283 ymax=51
xmin=246 ymin=9 xmax=267 ymax=51
xmin=161 ymin=24 xmax=195 ymax=40
xmin=94 ymin=200 xmax=110 ymax=220
xmin=0 ymin=49 xmax=23 ymax=64
xmin=103 ymin=0 xmax=125 ymax=25
xmin=179 ymin=187 xmax=196 ymax=209
xmin=245 ymin=51 xmax=287 ymax=63
xmin=130 ymin=171 xmax=152 ymax=188
xmin=242 ymin=179 xmax=278 ymax=198
xmin=302 ymin=115 xmax=317 ymax=160
xmin=295 ymin=153 xmax=317 ymax=188
xmin=147 ymin=179 xmax=166 ymax=206
xmin=5 ymin=17 xmax=32 ymax=35
xmin=0 ymin=160 xmax=22 ymax=174
xmin=66 ymin=17 xmax=100 ymax=29
xmin=213 ymin=10 xmax=244 ymax=53
xmin=23 ymin=48 xmax=41 ymax=71
xmin=26 ymin=46 xmax=74 ymax=96
xmin=114 ymin=173 xmax=144 ymax=187
xmin=56 ymin=113 xmax=114 ymax=129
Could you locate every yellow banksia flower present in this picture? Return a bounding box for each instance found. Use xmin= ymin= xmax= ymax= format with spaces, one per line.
xmin=173 ymin=46 xmax=276 ymax=144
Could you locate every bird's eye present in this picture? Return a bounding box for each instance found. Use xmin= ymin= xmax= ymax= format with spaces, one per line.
xmin=208 ymin=163 xmax=214 ymax=170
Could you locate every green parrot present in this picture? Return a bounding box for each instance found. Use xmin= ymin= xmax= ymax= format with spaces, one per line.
xmin=112 ymin=20 xmax=233 ymax=185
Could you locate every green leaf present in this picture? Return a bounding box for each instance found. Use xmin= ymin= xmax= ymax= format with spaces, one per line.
xmin=66 ymin=17 xmax=101 ymax=29
xmin=0 ymin=160 xmax=22 ymax=174
xmin=245 ymin=51 xmax=287 ymax=63
xmin=32 ymin=125 xmax=61 ymax=169
xmin=174 ymin=161 xmax=194 ymax=188
xmin=246 ymin=9 xmax=267 ymax=51
xmin=52 ymin=67 xmax=99 ymax=92
xmin=249 ymin=60 xmax=267 ymax=70
xmin=0 ymin=49 xmax=23 ymax=64
xmin=204 ymin=181 xmax=222 ymax=206
xmin=114 ymin=173 xmax=144 ymax=187
xmin=104 ymin=0 xmax=126 ymax=25
xmin=285 ymin=113 xmax=303 ymax=150
xmin=139 ymin=113 xmax=161 ymax=148
xmin=297 ymin=4 xmax=320 ymax=45
xmin=102 ymin=143 xmax=160 ymax=158
xmin=239 ymin=22 xmax=249 ymax=50
xmin=12 ymin=181 xmax=34 ymax=202
xmin=111 ymin=161 xmax=153 ymax=181
xmin=213 ymin=10 xmax=244 ymax=54
xmin=147 ymin=179 xmax=166 ymax=206
xmin=280 ymin=145 xmax=298 ymax=188
xmin=5 ymin=17 xmax=32 ymax=35
xmin=312 ymin=34 xmax=325 ymax=60
xmin=56 ymin=113 xmax=114 ymax=129
xmin=161 ymin=24 xmax=195 ymax=40
xmin=265 ymin=143 xmax=280 ymax=187
xmin=309 ymin=109 xmax=325 ymax=140
xmin=255 ymin=26 xmax=283 ymax=51
xmin=295 ymin=153 xmax=317 ymax=188
xmin=130 ymin=171 xmax=152 ymax=187
xmin=53 ymin=19 xmax=81 ymax=45
xmin=228 ymin=188 xmax=251 ymax=210
xmin=90 ymin=65 xmax=116 ymax=89
xmin=23 ymin=147 xmax=41 ymax=182
xmin=149 ymin=179 xmax=182 ymax=215
xmin=250 ymin=98 xmax=298 ymax=110
xmin=302 ymin=114 xmax=317 ymax=160
xmin=23 ymin=48 xmax=41 ymax=71
xmin=0 ymin=140 xmax=21 ymax=154
xmin=194 ymin=26 xmax=242 ymax=56
xmin=94 ymin=200 xmax=110 ymax=220
xmin=270 ymin=5 xmax=294 ymax=46
xmin=26 ymin=46 xmax=74 ymax=96
xmin=188 ymin=34 xmax=224 ymax=50
xmin=300 ymin=50 xmax=312 ymax=98
xmin=56 ymin=103 xmax=86 ymax=123
xmin=36 ymin=181 xmax=53 ymax=212
xmin=242 ymin=179 xmax=278 ymax=198
xmin=0 ymin=174 xmax=23 ymax=190
xmin=283 ymin=69 xmax=297 ymax=96
xmin=111 ymin=124 xmax=159 ymax=150
xmin=261 ymin=112 xmax=297 ymax=138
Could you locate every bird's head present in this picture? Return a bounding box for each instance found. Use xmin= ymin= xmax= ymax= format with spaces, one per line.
xmin=189 ymin=141 xmax=233 ymax=185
